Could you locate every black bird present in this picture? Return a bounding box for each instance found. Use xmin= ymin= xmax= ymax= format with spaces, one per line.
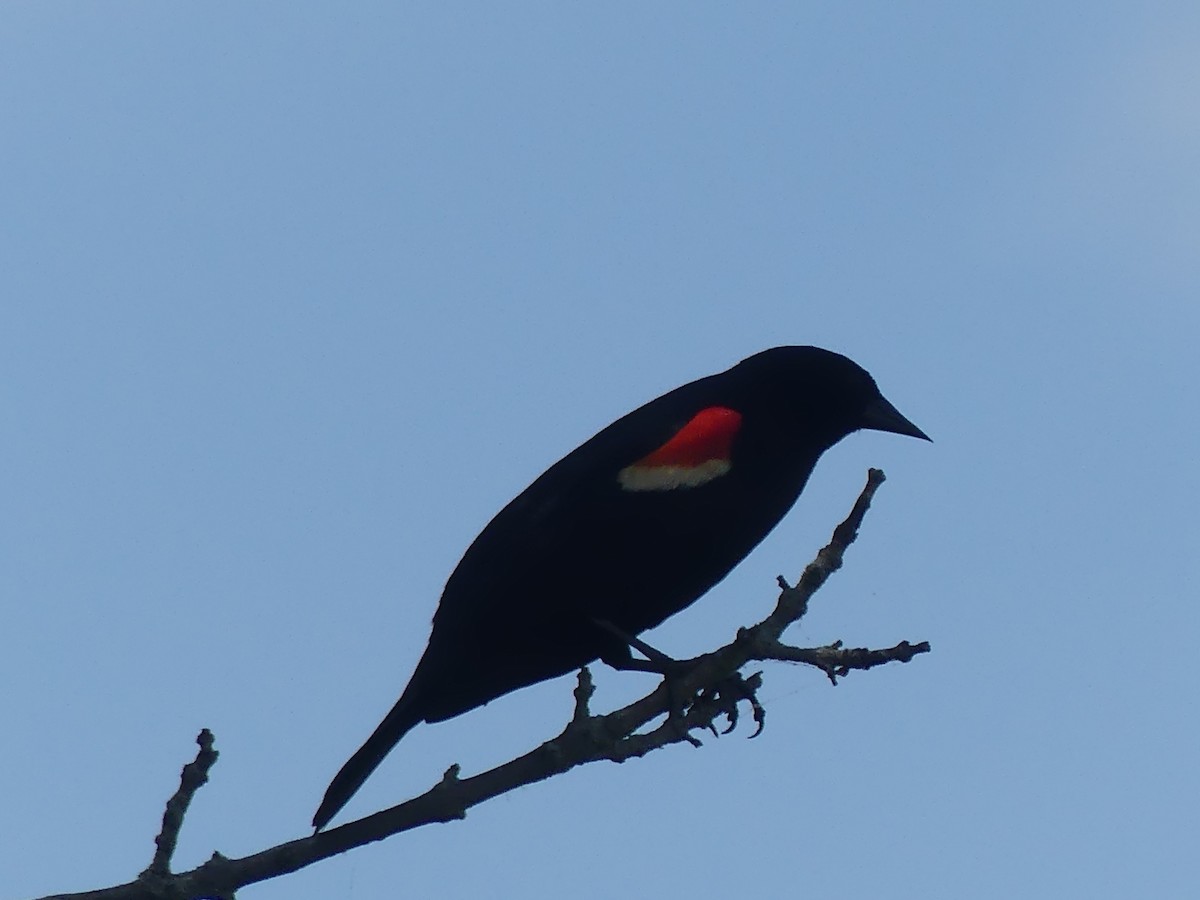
xmin=313 ymin=346 xmax=928 ymax=829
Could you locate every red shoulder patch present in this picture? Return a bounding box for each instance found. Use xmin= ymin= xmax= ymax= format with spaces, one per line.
xmin=618 ymin=406 xmax=742 ymax=491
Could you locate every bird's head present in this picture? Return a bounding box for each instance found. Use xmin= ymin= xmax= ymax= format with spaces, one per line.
xmin=728 ymin=346 xmax=931 ymax=448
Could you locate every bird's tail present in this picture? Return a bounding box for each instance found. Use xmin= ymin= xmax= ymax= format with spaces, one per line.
xmin=312 ymin=692 xmax=422 ymax=831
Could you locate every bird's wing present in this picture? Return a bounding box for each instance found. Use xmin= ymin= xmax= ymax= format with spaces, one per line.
xmin=434 ymin=374 xmax=738 ymax=611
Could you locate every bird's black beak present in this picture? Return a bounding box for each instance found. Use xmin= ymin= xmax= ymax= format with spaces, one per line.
xmin=862 ymin=395 xmax=931 ymax=442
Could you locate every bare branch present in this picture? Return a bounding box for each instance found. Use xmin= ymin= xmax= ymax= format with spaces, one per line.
xmin=32 ymin=468 xmax=928 ymax=900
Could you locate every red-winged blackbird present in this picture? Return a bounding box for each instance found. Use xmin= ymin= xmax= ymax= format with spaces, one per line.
xmin=313 ymin=346 xmax=928 ymax=829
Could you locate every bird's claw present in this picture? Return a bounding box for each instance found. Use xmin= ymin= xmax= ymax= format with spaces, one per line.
xmin=697 ymin=670 xmax=765 ymax=738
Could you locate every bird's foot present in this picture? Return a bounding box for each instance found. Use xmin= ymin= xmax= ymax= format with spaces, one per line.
xmin=649 ymin=658 xmax=766 ymax=741
xmin=592 ymin=617 xmax=765 ymax=737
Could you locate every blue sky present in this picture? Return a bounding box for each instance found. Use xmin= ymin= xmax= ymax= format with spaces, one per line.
xmin=3 ymin=4 xmax=1197 ymax=898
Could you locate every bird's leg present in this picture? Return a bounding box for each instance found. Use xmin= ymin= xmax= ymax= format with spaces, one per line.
xmin=591 ymin=618 xmax=764 ymax=736
xmin=593 ymin=619 xmax=685 ymax=673
xmin=593 ymin=618 xmax=696 ymax=722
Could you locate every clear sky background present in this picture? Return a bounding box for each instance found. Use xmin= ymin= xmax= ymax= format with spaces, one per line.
xmin=4 ymin=4 xmax=1197 ymax=899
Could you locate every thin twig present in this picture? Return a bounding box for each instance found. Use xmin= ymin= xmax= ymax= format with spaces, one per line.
xmin=142 ymin=729 xmax=220 ymax=879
